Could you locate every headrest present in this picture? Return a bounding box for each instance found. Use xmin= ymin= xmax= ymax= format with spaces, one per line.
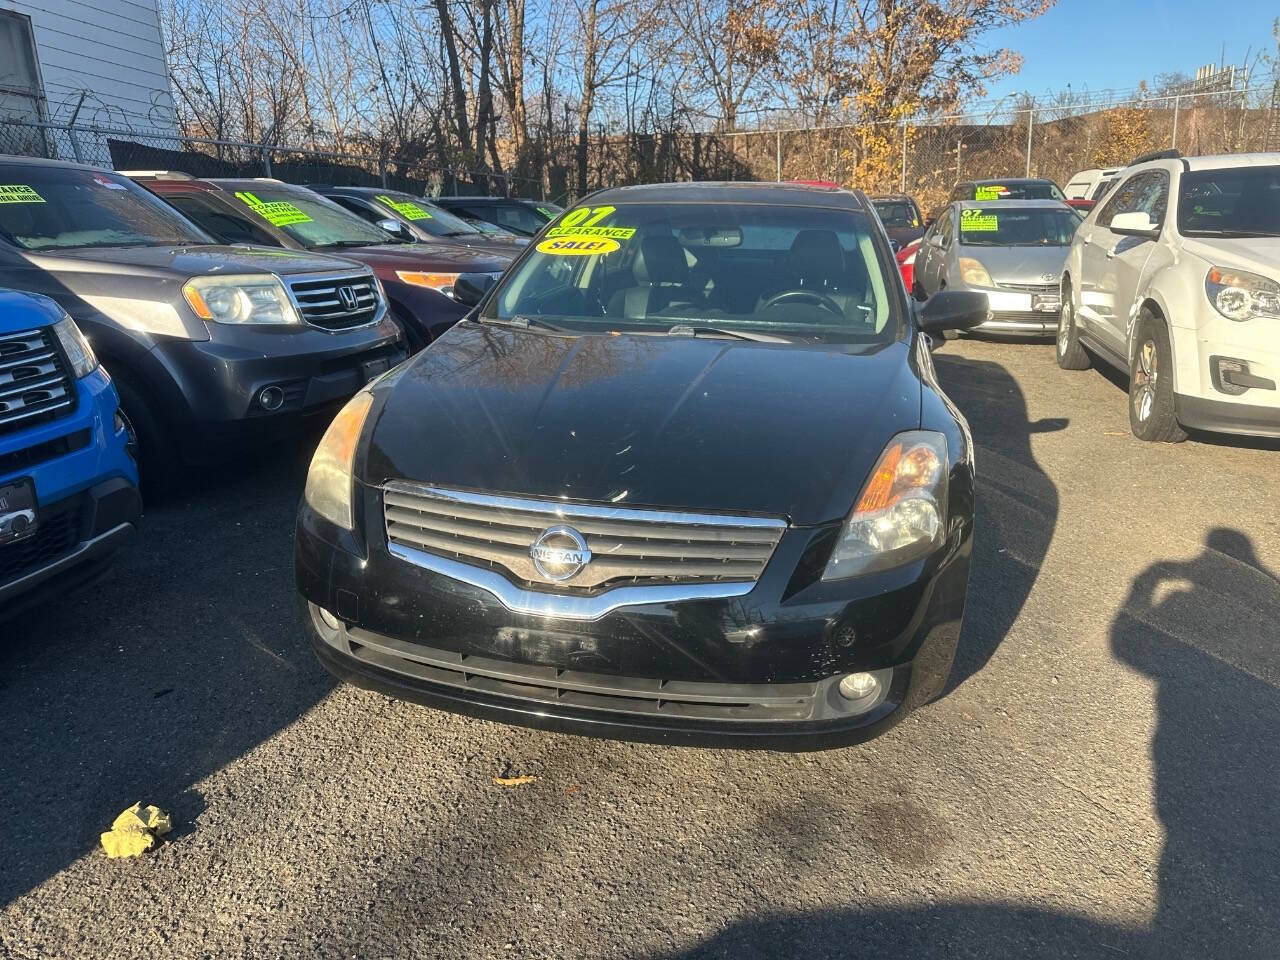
xmin=787 ymin=230 xmax=844 ymax=285
xmin=635 ymin=236 xmax=688 ymax=285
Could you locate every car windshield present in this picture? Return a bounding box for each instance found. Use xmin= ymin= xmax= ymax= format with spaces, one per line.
xmin=958 ymin=207 xmax=1080 ymax=246
xmin=0 ymin=167 xmax=212 ymax=251
xmin=221 ymin=184 xmax=396 ymax=248
xmin=1178 ymin=165 xmax=1280 ymax=238
xmin=370 ymin=192 xmax=481 ymax=237
xmin=973 ymin=181 xmax=1066 ymax=201
xmin=871 ymin=200 xmax=919 ymax=228
xmin=484 ymin=201 xmax=898 ymax=342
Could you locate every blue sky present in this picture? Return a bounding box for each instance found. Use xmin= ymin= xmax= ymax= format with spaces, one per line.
xmin=978 ymin=0 xmax=1278 ymax=105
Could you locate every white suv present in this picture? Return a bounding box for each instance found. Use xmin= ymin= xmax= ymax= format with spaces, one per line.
xmin=1057 ymin=153 xmax=1280 ymax=441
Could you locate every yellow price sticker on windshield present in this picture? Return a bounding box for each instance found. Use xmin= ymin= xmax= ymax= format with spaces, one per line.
xmin=960 ymin=211 xmax=999 ymax=231
xmin=536 ymin=235 xmax=620 ymax=256
xmin=547 ymin=204 xmax=636 ymax=240
xmin=377 ymin=195 xmax=432 ymax=220
xmin=0 ymin=185 xmax=45 ymax=204
xmin=234 ymin=191 xmax=312 ymax=227
xmin=974 ymin=185 xmax=1007 ymax=201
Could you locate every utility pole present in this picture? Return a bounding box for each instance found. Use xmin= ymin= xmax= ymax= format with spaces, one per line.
xmin=775 ymin=130 xmax=781 ymax=181
xmin=1024 ymin=103 xmax=1034 ymax=177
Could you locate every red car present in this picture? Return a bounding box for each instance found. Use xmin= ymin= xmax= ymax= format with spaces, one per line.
xmin=897 ymin=237 xmax=921 ymax=293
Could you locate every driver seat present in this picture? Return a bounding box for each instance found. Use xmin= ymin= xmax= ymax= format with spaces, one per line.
xmin=757 ymin=229 xmax=864 ymax=316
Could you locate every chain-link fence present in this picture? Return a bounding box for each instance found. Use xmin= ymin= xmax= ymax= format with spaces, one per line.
xmin=0 ymin=119 xmax=548 ymax=199
xmin=3 ymin=71 xmax=1279 ymax=206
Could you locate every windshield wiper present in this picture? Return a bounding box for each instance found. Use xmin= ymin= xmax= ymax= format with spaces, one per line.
xmin=664 ymin=323 xmax=793 ymax=343
xmin=1186 ymin=229 xmax=1280 ymax=238
xmin=476 ymin=315 xmax=569 ymax=333
xmin=315 ymin=240 xmax=375 ymax=249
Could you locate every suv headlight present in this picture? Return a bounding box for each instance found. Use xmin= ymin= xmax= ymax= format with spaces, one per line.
xmin=1205 ymin=266 xmax=1280 ymax=322
xmin=51 ymin=313 xmax=99 ymax=378
xmin=958 ymin=258 xmax=993 ymax=287
xmin=304 ymin=390 xmax=375 ymax=530
xmin=181 ymin=274 xmax=300 ymax=325
xmin=396 ymin=270 xmax=462 ymax=298
xmin=823 ymin=431 xmax=948 ymax=580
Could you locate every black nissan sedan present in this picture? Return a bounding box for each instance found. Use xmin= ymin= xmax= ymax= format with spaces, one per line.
xmin=295 ymin=181 xmax=988 ymax=750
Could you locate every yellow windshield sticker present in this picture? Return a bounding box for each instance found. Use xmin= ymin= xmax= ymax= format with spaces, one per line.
xmin=960 ymin=210 xmax=999 ymax=231
xmin=536 ymin=235 xmax=621 ymax=256
xmin=377 ymin=195 xmax=432 ymax=221
xmin=547 ymin=204 xmax=636 ymax=240
xmin=234 ymin=191 xmax=312 ymax=227
xmin=0 ymin=185 xmax=45 ymax=204
xmin=974 ymin=185 xmax=1007 ymax=201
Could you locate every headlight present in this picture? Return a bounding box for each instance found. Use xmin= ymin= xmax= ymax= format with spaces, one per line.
xmin=51 ymin=314 xmax=99 ymax=378
xmin=181 ymin=274 xmax=300 ymax=325
xmin=304 ymin=390 xmax=375 ymax=530
xmin=958 ymin=258 xmax=993 ymax=287
xmin=1205 ymin=266 xmax=1280 ymax=322
xmin=396 ymin=270 xmax=462 ymax=298
xmin=822 ymin=431 xmax=948 ymax=580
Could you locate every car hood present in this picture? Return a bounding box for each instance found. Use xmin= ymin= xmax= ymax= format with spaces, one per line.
xmin=960 ymin=245 xmax=1069 ymax=283
xmin=23 ymin=243 xmax=366 ymax=279
xmin=365 ymin=322 xmax=922 ymax=525
xmin=1179 ymin=236 xmax=1280 ymax=277
xmin=330 ymin=242 xmax=511 ymax=273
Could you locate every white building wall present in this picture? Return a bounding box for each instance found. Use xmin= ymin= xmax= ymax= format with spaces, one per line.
xmin=3 ymin=0 xmax=176 ymax=132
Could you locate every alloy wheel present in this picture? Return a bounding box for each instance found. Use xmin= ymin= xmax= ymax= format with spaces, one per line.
xmin=1132 ymin=338 xmax=1158 ymax=422
xmin=118 ymin=407 xmax=140 ymax=461
xmin=1057 ymin=300 xmax=1072 ymax=354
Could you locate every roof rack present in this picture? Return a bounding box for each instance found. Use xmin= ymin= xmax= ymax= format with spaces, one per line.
xmin=117 ymin=170 xmax=195 ymax=180
xmin=1129 ymin=148 xmax=1182 ymax=166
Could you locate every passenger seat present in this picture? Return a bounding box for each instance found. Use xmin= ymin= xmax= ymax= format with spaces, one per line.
xmin=607 ymin=237 xmax=701 ymax=319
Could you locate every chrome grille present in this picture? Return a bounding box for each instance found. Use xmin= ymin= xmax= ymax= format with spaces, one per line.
xmin=996 ymin=281 xmax=1058 ymax=294
xmin=0 ymin=327 xmax=76 ymax=436
xmin=288 ymin=273 xmax=380 ymax=330
xmin=382 ymin=482 xmax=786 ymax=594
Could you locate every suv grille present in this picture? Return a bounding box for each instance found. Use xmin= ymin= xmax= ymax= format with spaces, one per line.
xmin=0 ymin=327 xmax=76 ymax=436
xmin=288 ymin=275 xmax=380 ymax=330
xmin=383 ymin=482 xmax=786 ymax=594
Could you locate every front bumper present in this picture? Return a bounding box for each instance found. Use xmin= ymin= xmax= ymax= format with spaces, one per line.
xmin=150 ymin=317 xmax=407 ymax=463
xmin=1169 ymin=316 xmax=1280 ymax=437
xmin=969 ymin=288 xmax=1059 ymax=336
xmin=294 ymin=488 xmax=972 ymax=750
xmin=0 ymin=475 xmax=141 ymax=620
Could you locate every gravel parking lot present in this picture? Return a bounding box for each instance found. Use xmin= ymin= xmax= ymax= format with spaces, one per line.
xmin=2 ymin=336 xmax=1277 ymax=960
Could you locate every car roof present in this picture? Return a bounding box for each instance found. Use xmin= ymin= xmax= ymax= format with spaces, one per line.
xmin=570 ymin=180 xmax=869 ymax=209
xmin=0 ymin=153 xmax=111 ymax=172
xmin=968 ymin=177 xmax=1056 ymax=186
xmin=956 ymin=199 xmax=1068 ymax=209
xmin=869 ymin=194 xmax=915 ymax=202
xmin=1181 ymin=152 xmax=1280 ymax=171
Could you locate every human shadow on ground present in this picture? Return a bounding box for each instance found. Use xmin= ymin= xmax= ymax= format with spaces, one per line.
xmin=643 ymin=528 xmax=1280 ymax=959
xmin=0 ymin=431 xmax=336 ymax=906
xmin=929 ymin=348 xmax=1064 ymax=692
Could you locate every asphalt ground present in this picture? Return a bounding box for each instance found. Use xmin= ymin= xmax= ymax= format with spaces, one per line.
xmin=1 ymin=336 xmax=1278 ymax=960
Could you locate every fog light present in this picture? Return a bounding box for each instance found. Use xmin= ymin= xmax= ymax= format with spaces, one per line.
xmin=838 ymin=671 xmax=880 ymax=700
xmin=258 ymin=385 xmax=285 ymax=410
xmin=316 ymin=606 xmax=342 ymax=631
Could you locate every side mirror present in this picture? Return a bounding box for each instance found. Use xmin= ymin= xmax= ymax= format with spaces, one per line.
xmin=1109 ymin=211 xmax=1159 ymax=239
xmin=928 ymin=233 xmax=945 ymax=248
xmin=377 ymin=218 xmax=411 ymax=237
xmin=453 ymin=272 xmax=496 ymax=307
xmin=917 ymin=289 xmax=989 ymax=335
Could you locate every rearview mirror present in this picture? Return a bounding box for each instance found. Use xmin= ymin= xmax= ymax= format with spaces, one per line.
xmin=377 ymin=218 xmax=410 ymax=237
xmin=1109 ymin=211 xmax=1159 ymax=239
xmin=454 ymin=272 xmax=496 ymax=307
xmin=917 ymin=290 xmax=989 ymax=335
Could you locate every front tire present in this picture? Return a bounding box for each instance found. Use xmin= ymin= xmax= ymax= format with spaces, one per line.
xmin=113 ymin=374 xmax=185 ymax=498
xmin=1056 ymin=285 xmax=1090 ymax=370
xmin=1128 ymin=311 xmax=1187 ymax=443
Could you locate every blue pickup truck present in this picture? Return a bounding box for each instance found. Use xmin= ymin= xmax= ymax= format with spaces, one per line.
xmin=1 ymin=289 xmax=141 ymax=619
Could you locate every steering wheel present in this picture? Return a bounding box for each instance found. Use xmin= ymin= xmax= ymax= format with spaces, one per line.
xmin=760 ymin=288 xmax=845 ymax=318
